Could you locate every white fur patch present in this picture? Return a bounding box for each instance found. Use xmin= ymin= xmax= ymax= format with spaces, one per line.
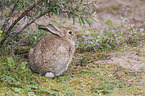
xmin=45 ymin=72 xmax=55 ymax=78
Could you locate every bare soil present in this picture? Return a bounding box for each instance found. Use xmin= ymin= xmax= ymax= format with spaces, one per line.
xmin=96 ymin=0 xmax=145 ymax=28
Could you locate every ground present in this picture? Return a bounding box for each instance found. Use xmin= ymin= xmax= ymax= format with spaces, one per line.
xmin=94 ymin=0 xmax=145 ymax=71
xmin=0 ymin=0 xmax=145 ymax=96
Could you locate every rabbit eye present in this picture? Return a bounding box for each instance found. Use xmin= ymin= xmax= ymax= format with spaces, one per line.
xmin=68 ymin=31 xmax=72 ymax=34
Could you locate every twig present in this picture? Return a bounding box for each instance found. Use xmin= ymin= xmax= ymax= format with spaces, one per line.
xmin=0 ymin=11 xmax=48 ymax=56
xmin=113 ymin=66 xmax=122 ymax=76
xmin=0 ymin=39 xmax=23 ymax=56
xmin=1 ymin=0 xmax=19 ymax=32
xmin=0 ymin=0 xmax=44 ymax=48
xmin=17 ymin=53 xmax=28 ymax=57
xmin=0 ymin=0 xmax=5 ymax=20
xmin=5 ymin=11 xmax=48 ymax=46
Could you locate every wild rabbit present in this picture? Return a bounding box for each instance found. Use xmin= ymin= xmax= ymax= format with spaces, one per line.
xmin=28 ymin=24 xmax=76 ymax=78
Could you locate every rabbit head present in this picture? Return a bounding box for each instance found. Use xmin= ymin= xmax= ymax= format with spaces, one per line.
xmin=38 ymin=24 xmax=77 ymax=43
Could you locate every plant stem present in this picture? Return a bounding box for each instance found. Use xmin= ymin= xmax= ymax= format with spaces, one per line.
xmin=1 ymin=0 xmax=19 ymax=32
xmin=0 ymin=0 xmax=44 ymax=48
xmin=5 ymin=11 xmax=48 ymax=46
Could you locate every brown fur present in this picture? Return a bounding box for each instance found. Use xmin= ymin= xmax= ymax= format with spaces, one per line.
xmin=29 ymin=24 xmax=76 ymax=76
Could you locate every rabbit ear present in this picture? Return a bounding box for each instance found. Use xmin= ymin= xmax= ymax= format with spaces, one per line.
xmin=38 ymin=24 xmax=64 ymax=37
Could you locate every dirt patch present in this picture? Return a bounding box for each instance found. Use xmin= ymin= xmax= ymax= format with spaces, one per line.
xmin=96 ymin=0 xmax=145 ymax=28
xmin=96 ymin=51 xmax=145 ymax=71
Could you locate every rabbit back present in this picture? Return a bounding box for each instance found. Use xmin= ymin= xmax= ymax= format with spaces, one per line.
xmin=29 ymin=34 xmax=75 ymax=76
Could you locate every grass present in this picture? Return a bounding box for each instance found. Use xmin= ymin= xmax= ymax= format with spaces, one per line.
xmin=1 ymin=7 xmax=145 ymax=96
xmin=0 ymin=52 xmax=145 ymax=95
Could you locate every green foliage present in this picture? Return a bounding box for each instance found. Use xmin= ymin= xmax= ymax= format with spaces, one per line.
xmin=0 ymin=0 xmax=96 ymax=51
xmin=94 ymin=80 xmax=123 ymax=95
xmin=76 ymin=17 xmax=145 ymax=52
xmin=0 ymin=57 xmax=27 ymax=85
xmin=1 ymin=0 xmax=96 ymax=31
xmin=106 ymin=19 xmax=113 ymax=26
xmin=64 ymin=82 xmax=77 ymax=96
xmin=6 ymin=57 xmax=15 ymax=69
xmin=76 ymin=28 xmax=121 ymax=52
xmin=0 ymin=57 xmax=58 ymax=95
